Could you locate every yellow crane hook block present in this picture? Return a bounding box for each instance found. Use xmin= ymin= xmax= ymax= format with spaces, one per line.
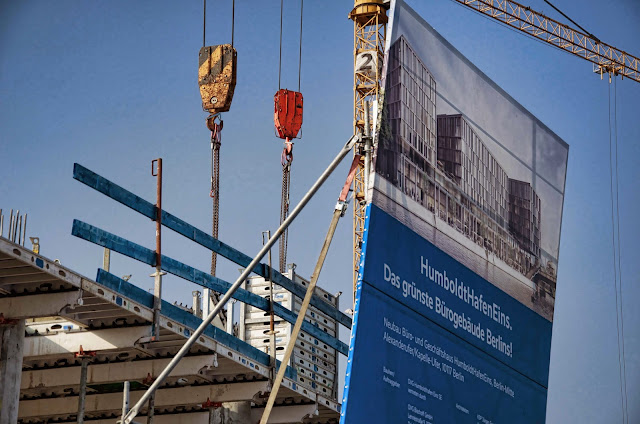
xmin=198 ymin=44 xmax=237 ymax=114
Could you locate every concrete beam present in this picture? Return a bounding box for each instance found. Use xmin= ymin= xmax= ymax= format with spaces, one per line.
xmin=48 ymin=403 xmax=322 ymax=424
xmin=21 ymin=355 xmax=217 ymax=390
xmin=19 ymin=381 xmax=270 ymax=419
xmin=251 ymin=404 xmax=319 ymax=423
xmin=0 ymin=320 xmax=25 ymax=424
xmin=0 ymin=273 xmax=60 ymax=285
xmin=56 ymin=412 xmax=211 ymax=424
xmin=0 ymin=291 xmax=79 ymax=319
xmin=23 ymin=326 xmax=151 ymax=358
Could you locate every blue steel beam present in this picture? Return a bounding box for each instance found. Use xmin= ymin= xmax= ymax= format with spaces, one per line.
xmin=73 ymin=163 xmax=351 ymax=329
xmin=72 ymin=219 xmax=348 ymax=356
xmin=95 ymin=269 xmax=296 ymax=380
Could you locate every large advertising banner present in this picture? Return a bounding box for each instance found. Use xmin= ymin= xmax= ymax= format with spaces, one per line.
xmin=341 ymin=1 xmax=568 ymax=423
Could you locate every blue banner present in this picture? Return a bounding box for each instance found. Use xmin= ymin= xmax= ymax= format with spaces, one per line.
xmin=341 ymin=283 xmax=547 ymax=423
xmin=340 ymin=204 xmax=550 ymax=423
xmin=363 ymin=204 xmax=552 ymax=386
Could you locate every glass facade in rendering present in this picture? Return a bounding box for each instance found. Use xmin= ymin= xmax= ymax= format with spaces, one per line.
xmin=377 ymin=35 xmax=549 ymax=290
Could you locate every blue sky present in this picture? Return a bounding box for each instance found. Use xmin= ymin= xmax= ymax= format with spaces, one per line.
xmin=1 ymin=1 xmax=639 ymax=422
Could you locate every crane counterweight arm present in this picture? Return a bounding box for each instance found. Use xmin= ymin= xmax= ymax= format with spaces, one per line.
xmin=454 ymin=0 xmax=640 ymax=83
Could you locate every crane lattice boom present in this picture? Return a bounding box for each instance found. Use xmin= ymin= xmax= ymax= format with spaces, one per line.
xmin=454 ymin=0 xmax=640 ymax=82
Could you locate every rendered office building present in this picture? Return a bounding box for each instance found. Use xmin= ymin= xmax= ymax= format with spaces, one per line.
xmin=377 ymin=36 xmax=551 ymax=289
xmin=377 ymin=35 xmax=437 ymax=185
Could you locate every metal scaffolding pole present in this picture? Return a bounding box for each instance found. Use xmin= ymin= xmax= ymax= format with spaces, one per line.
xmin=120 ymin=134 xmax=358 ymax=424
xmin=121 ymin=381 xmax=130 ymax=420
xmin=151 ymin=159 xmax=164 ymax=341
xmin=146 ymin=393 xmax=155 ymax=424
xmin=76 ymin=357 xmax=89 ymax=424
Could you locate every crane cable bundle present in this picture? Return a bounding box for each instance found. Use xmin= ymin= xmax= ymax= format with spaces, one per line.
xmin=198 ymin=0 xmax=237 ymax=326
xmin=274 ymin=0 xmax=304 ymax=273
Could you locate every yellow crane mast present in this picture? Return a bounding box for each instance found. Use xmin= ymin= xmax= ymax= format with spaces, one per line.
xmin=349 ymin=0 xmax=389 ymax=303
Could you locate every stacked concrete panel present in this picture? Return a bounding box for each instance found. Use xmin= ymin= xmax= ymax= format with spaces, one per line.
xmin=239 ymin=272 xmax=340 ymax=400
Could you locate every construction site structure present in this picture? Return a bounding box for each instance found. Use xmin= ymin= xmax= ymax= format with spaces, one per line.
xmin=3 ymin=1 xmax=639 ymax=423
xmin=0 ymin=235 xmax=343 ymax=424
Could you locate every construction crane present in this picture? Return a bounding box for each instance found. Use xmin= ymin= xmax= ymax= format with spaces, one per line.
xmin=348 ymin=0 xmax=640 ymax=303
xmin=349 ymin=0 xmax=388 ymax=303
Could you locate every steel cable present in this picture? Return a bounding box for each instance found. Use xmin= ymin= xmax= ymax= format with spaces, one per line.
xmin=298 ymin=0 xmax=303 ymax=91
xmin=208 ymin=120 xmax=225 ymax=326
xmin=231 ymin=0 xmax=235 ymax=47
xmin=278 ymin=0 xmax=284 ymax=90
xmin=210 ymin=128 xmax=221 ymax=276
xmin=613 ymin=78 xmax=629 ymax=424
xmin=203 ymin=0 xmax=206 ymax=47
xmin=280 ymin=160 xmax=291 ymax=273
xmin=608 ymin=80 xmax=626 ymax=424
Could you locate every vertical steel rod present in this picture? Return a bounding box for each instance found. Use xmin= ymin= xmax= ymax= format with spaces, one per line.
xmin=121 ymin=134 xmax=358 ymax=424
xmin=152 ymin=159 xmax=163 ymax=341
xmin=263 ymin=229 xmax=276 ymax=369
xmin=12 ymin=210 xmax=18 ymax=242
xmin=193 ymin=291 xmax=203 ymax=318
xmin=0 ymin=209 xmax=4 ymax=238
xmin=103 ymin=248 xmax=111 ymax=272
xmin=264 ymin=230 xmax=274 ymax=334
xmin=77 ymin=357 xmax=89 ymax=424
xmin=8 ymin=209 xmax=14 ymax=241
xmin=226 ymin=299 xmax=234 ymax=334
xmin=17 ymin=215 xmax=22 ymax=244
xmin=267 ymin=231 xmax=277 ymax=384
xmin=22 ymin=214 xmax=27 ymax=246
